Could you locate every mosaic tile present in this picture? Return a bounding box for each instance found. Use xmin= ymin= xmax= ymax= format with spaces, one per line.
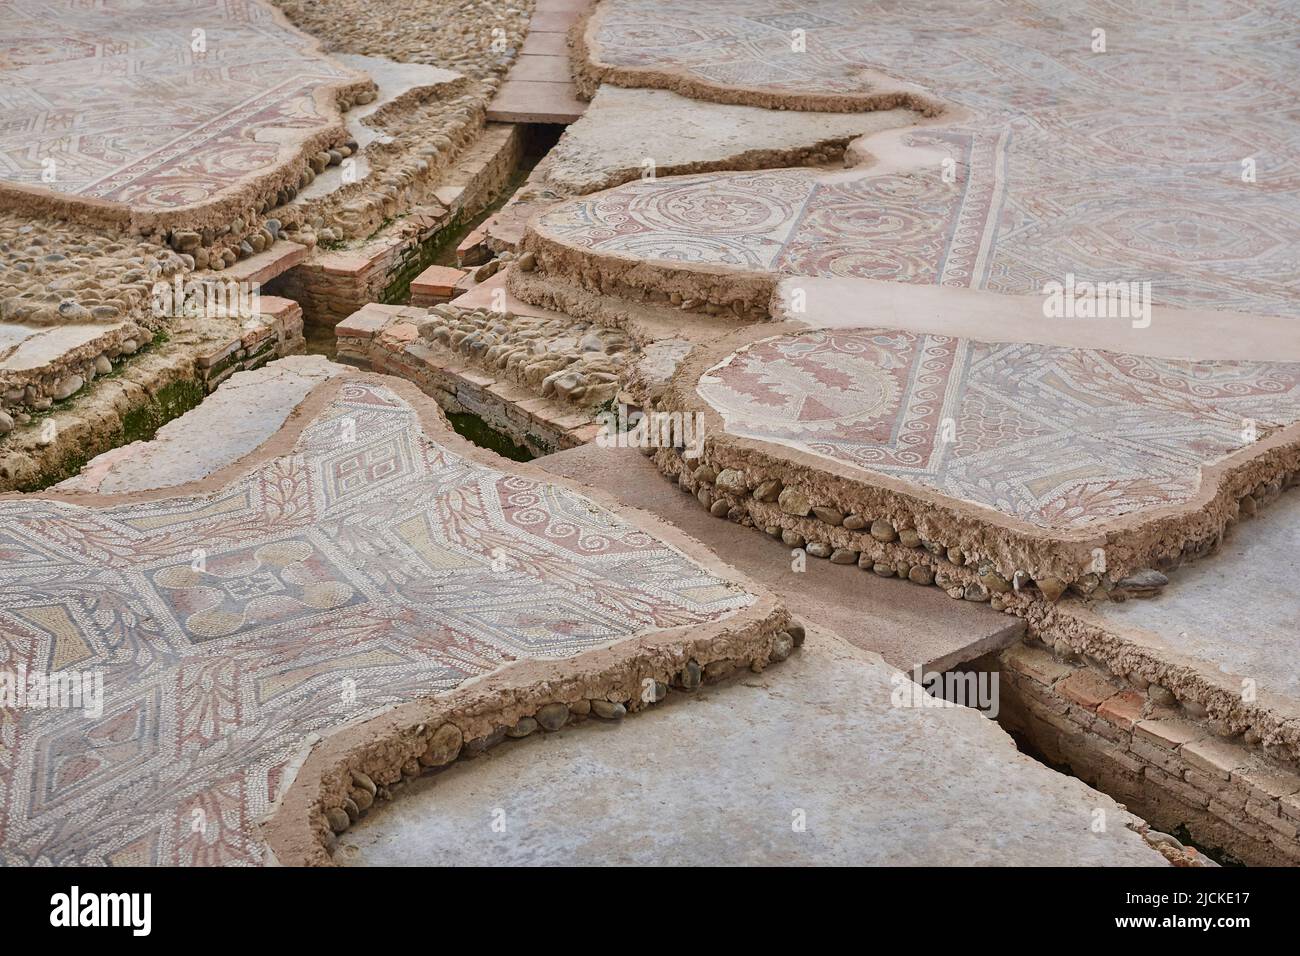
xmin=698 ymin=329 xmax=1300 ymax=529
xmin=0 ymin=381 xmax=753 ymax=864
xmin=547 ymin=0 xmax=1300 ymax=320
xmin=0 ymin=0 xmax=357 ymax=212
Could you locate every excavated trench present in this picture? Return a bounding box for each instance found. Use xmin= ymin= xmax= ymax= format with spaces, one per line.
xmin=998 ymin=722 xmax=1245 ymax=867
xmin=933 ymin=656 xmax=1249 ymax=866
xmin=293 ymin=123 xmax=565 ymax=457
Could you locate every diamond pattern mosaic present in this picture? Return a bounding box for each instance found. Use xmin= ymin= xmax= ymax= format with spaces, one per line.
xmin=0 ymin=382 xmax=753 ymax=864
xmin=698 ymin=329 xmax=1300 ymax=529
xmin=0 ymin=0 xmax=357 ymax=211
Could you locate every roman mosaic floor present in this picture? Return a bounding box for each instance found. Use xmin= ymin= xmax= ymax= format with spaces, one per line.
xmin=519 ymin=0 xmax=1300 ymax=569
xmin=1 ymin=0 xmax=1297 ymax=870
xmin=0 ymin=372 xmax=758 ymax=865
xmin=0 ymin=0 xmax=359 ymax=217
xmin=697 ymin=329 xmax=1300 ymax=531
xmin=554 ymin=0 xmax=1300 ymax=320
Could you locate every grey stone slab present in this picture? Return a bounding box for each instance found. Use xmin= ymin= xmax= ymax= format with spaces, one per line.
xmin=338 ymin=625 xmax=1164 ymax=866
xmin=1097 ymin=490 xmax=1300 ymax=700
xmin=545 ymin=84 xmax=919 ymax=194
xmin=0 ymin=322 xmax=124 ymax=372
xmin=535 ymin=443 xmax=1023 ymax=672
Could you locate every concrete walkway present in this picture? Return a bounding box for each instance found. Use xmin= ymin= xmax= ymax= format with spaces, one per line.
xmin=339 ymin=625 xmax=1168 ymax=866
xmin=487 ymin=0 xmax=590 ymax=123
xmin=537 ymin=443 xmax=1023 ymax=673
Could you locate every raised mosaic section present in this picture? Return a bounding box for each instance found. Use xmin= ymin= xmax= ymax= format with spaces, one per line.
xmin=0 ymin=377 xmax=759 ymax=865
xmin=531 ymin=0 xmax=1300 ymax=321
xmin=0 ymin=0 xmax=363 ymax=223
xmin=698 ymin=329 xmax=1300 ymax=531
xmin=649 ymin=322 xmax=1300 ymax=607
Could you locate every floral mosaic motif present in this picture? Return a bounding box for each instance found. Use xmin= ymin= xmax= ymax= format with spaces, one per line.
xmin=0 ymin=0 xmax=357 ymax=210
xmin=150 ymin=539 xmax=365 ymax=642
xmin=0 ymin=382 xmax=753 ymax=865
xmin=538 ymin=169 xmax=819 ymax=269
xmin=547 ymin=0 xmax=1300 ymax=320
xmin=698 ymin=330 xmax=1300 ymax=529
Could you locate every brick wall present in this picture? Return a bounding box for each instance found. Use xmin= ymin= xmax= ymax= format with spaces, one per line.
xmin=268 ymin=124 xmax=524 ymax=333
xmin=193 ymin=296 xmax=304 ymax=391
xmin=993 ymin=641 xmax=1300 ymax=865
xmin=267 ymin=217 xmax=449 ymax=333
xmin=336 ymin=303 xmax=599 ymax=458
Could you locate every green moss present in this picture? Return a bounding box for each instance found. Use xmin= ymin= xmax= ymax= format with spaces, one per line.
xmin=120 ymin=378 xmax=206 ymax=445
xmin=378 ymin=165 xmax=534 ymax=306
xmin=379 ymin=211 xmax=467 ymax=305
xmin=203 ymin=350 xmax=242 ymax=381
xmin=525 ymin=432 xmax=554 ymax=457
xmin=446 ymin=412 xmax=533 ymax=462
xmin=244 ymin=351 xmax=275 ymax=373
xmin=366 ymin=217 xmax=396 ymax=241
xmin=17 ymin=376 xmax=206 ymax=491
xmin=595 ymin=394 xmax=619 ymax=419
xmin=23 ymin=446 xmax=97 ymax=493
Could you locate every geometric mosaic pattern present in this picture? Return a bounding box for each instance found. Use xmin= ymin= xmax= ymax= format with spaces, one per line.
xmin=699 ymin=330 xmax=1300 ymax=529
xmin=544 ymin=0 xmax=1300 ymax=320
xmin=0 ymin=382 xmax=752 ymax=864
xmin=0 ymin=0 xmax=357 ymax=211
